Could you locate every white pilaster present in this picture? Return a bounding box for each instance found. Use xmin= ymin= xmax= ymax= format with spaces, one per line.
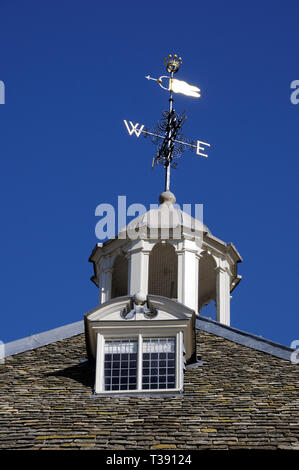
xmin=105 ymin=268 xmax=112 ymax=302
xmin=127 ymin=241 xmax=150 ymax=296
xmin=177 ymin=239 xmax=200 ymax=312
xmin=98 ymin=270 xmax=106 ymax=305
xmin=98 ymin=257 xmax=112 ymax=304
xmin=215 ymin=266 xmax=231 ymax=325
xmin=95 ymin=333 xmax=104 ymax=393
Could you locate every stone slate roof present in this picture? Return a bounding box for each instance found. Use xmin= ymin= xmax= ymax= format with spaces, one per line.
xmin=0 ymin=325 xmax=298 ymax=450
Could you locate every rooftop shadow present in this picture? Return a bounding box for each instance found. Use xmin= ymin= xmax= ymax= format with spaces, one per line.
xmin=45 ymin=361 xmax=95 ymax=389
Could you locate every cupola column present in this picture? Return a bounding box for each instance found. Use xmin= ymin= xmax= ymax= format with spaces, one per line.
xmin=215 ymin=266 xmax=231 ymax=325
xmin=177 ymin=239 xmax=201 ymax=312
xmin=98 ymin=257 xmax=112 ymax=304
xmin=127 ymin=240 xmax=150 ymax=296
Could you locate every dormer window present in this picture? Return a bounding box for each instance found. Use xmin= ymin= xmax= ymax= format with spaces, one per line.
xmin=85 ymin=294 xmax=195 ymax=396
xmin=98 ymin=334 xmax=180 ymax=394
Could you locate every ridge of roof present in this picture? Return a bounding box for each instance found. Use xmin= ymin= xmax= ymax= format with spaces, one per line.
xmin=1 ymin=316 xmax=295 ymax=362
xmin=2 ymin=320 xmax=84 ymax=358
xmin=197 ymin=315 xmax=294 ymax=361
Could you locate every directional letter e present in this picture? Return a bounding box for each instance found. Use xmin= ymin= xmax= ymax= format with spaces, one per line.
xmin=0 ymin=81 xmax=5 ymax=104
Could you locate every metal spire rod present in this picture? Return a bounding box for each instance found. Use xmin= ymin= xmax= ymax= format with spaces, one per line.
xmin=165 ymin=70 xmax=174 ymax=191
xmin=162 ymin=55 xmax=182 ymax=192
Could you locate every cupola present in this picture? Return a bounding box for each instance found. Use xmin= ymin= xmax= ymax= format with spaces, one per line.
xmin=89 ymin=190 xmax=242 ymax=325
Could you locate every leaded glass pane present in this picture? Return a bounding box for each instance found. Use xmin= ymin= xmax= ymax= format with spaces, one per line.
xmin=104 ymin=339 xmax=137 ymax=391
xmin=142 ymin=338 xmax=176 ymax=390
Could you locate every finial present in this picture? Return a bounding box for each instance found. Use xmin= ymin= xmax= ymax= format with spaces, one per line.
xmin=133 ymin=292 xmax=147 ymax=305
xmin=159 ymin=191 xmax=176 ymax=206
xmin=164 ymin=54 xmax=182 ymax=74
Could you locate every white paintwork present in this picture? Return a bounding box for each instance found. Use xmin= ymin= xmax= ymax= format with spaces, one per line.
xmin=137 ymin=334 xmax=143 ymax=391
xmin=127 ymin=240 xmax=150 ymax=296
xmin=176 ymin=331 xmax=184 ymax=389
xmin=216 ymin=266 xmax=231 ymax=325
xmin=85 ymin=295 xmax=195 ymax=368
xmin=98 ymin=256 xmax=113 ymax=304
xmin=177 ymin=239 xmax=202 ymax=312
xmin=99 ymin=268 xmax=112 ymax=304
xmin=95 ymin=332 xmax=104 ymax=394
xmin=94 ymin=329 xmax=185 ymax=395
xmin=86 ymin=295 xmax=193 ymax=322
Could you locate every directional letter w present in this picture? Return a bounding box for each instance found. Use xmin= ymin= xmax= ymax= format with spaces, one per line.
xmin=124 ymin=120 xmax=144 ymax=137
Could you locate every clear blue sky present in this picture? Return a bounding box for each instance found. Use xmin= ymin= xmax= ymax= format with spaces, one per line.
xmin=0 ymin=0 xmax=298 ymax=347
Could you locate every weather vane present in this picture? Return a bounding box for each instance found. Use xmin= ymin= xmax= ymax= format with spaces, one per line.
xmin=123 ymin=54 xmax=210 ymax=192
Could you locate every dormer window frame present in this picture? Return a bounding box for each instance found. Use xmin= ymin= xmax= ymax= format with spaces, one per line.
xmin=94 ymin=327 xmax=184 ymax=395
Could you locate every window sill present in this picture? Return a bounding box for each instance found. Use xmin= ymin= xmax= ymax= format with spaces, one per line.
xmin=91 ymin=388 xmax=183 ymax=398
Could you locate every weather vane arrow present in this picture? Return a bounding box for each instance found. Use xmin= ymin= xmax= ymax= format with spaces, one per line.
xmin=123 ymin=54 xmax=210 ymax=192
xmin=145 ymin=74 xmax=201 ymax=98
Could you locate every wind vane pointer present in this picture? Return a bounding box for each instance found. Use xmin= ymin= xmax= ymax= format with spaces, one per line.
xmin=145 ymin=74 xmax=201 ymax=98
xmin=124 ymin=54 xmax=210 ymax=192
